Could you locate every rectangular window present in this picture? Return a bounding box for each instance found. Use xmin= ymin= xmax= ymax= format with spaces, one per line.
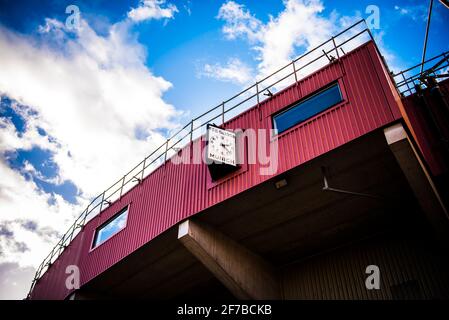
xmin=273 ymin=82 xmax=343 ymax=134
xmin=92 ymin=206 xmax=128 ymax=248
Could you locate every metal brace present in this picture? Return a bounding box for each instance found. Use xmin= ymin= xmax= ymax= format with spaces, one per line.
xmin=321 ymin=166 xmax=382 ymax=200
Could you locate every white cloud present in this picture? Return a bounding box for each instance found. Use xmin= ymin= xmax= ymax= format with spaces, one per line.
xmin=215 ymin=0 xmax=401 ymax=86
xmin=0 ymin=159 xmax=83 ymax=268
xmin=128 ymin=0 xmax=178 ymax=22
xmin=257 ymin=0 xmax=337 ymax=77
xmin=217 ymin=0 xmax=339 ymax=80
xmin=0 ymin=263 xmax=35 ymax=300
xmin=394 ymin=4 xmax=428 ymax=21
xmin=21 ymin=160 xmax=62 ymax=185
xmin=0 ymin=19 xmax=179 ymax=197
xmin=0 ymin=14 xmax=180 ymax=298
xmin=184 ymin=1 xmax=192 ymax=16
xmin=217 ymin=1 xmax=262 ymax=42
xmin=199 ymin=58 xmax=253 ymax=85
xmin=0 ymin=100 xmax=56 ymax=153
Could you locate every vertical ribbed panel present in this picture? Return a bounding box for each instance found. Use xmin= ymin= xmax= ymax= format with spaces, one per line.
xmin=282 ymin=234 xmax=449 ymax=299
xmin=30 ymin=41 xmax=401 ymax=299
xmin=400 ymin=80 xmax=449 ymax=176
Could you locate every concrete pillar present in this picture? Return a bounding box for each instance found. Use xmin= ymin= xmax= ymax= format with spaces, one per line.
xmin=178 ymin=220 xmax=280 ymax=300
xmin=384 ymin=123 xmax=449 ymax=242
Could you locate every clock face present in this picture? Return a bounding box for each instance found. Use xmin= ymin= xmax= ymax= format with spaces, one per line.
xmin=206 ymin=125 xmax=237 ymax=166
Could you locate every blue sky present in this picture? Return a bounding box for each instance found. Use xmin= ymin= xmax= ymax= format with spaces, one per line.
xmin=2 ymin=1 xmax=448 ymax=125
xmin=0 ymin=0 xmax=448 ymax=299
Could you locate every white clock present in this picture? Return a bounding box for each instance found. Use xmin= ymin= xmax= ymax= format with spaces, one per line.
xmin=206 ymin=125 xmax=237 ymax=167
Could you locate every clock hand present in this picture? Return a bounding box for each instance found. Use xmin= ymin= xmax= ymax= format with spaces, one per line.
xmin=220 ymin=144 xmax=231 ymax=152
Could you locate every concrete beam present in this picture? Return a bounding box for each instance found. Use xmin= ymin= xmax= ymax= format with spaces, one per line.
xmin=67 ymin=289 xmax=109 ymax=300
xmin=178 ymin=220 xmax=280 ymax=300
xmin=384 ymin=123 xmax=449 ymax=241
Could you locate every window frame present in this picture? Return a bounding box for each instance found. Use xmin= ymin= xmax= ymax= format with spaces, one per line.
xmin=271 ymin=80 xmax=346 ymax=136
xmin=90 ymin=204 xmax=130 ymax=251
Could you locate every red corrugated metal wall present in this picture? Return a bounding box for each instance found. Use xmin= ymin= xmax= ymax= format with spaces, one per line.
xmin=30 ymin=41 xmax=400 ymax=299
xmin=400 ymin=79 xmax=449 ymax=176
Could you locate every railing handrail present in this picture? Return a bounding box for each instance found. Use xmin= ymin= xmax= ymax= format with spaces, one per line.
xmin=393 ymin=51 xmax=449 ymax=96
xmin=392 ymin=51 xmax=449 ymax=78
xmin=28 ymin=19 xmax=373 ymax=298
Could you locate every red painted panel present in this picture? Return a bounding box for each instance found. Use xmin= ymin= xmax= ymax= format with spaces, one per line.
xmin=29 ymin=41 xmax=400 ymax=299
xmin=400 ymin=79 xmax=449 ymax=176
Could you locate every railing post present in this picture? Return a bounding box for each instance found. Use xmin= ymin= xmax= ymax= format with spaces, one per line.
xmin=55 ymin=242 xmax=61 ymax=258
xmin=57 ymin=236 xmax=65 ymax=256
xmin=292 ymin=60 xmax=298 ymax=84
xmin=99 ymin=191 xmax=105 ymax=213
xmin=222 ymin=102 xmax=225 ymax=125
xmin=48 ymin=248 xmax=54 ymax=266
xmin=402 ymin=73 xmax=412 ymax=96
xmin=119 ymin=175 xmax=126 ymax=199
xmin=141 ymin=158 xmax=146 ymax=180
xmin=84 ymin=203 xmax=90 ymax=222
xmin=366 ymin=23 xmax=375 ymax=41
xmin=81 ymin=207 xmax=88 ymax=227
xmin=332 ymin=36 xmax=340 ymax=60
xmin=256 ymin=81 xmax=260 ymax=106
xmin=36 ymin=263 xmax=43 ymax=279
xmin=68 ymin=224 xmax=75 ymax=242
xmin=256 ymin=81 xmax=262 ymax=121
xmin=190 ymin=120 xmax=194 ymax=159
xmin=164 ymin=139 xmax=169 ymax=164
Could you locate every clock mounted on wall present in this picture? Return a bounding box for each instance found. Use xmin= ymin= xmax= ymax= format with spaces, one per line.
xmin=206 ymin=124 xmax=238 ymax=180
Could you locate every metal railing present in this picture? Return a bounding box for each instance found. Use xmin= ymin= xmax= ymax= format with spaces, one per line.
xmin=393 ymin=51 xmax=449 ymax=96
xmin=27 ymin=19 xmax=374 ymax=297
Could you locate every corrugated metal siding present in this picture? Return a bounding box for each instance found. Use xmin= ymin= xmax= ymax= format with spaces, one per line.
xmin=400 ymin=79 xmax=449 ymax=176
xmin=30 ymin=41 xmax=401 ymax=299
xmin=30 ymin=229 xmax=86 ymax=299
xmin=282 ymin=234 xmax=449 ymax=299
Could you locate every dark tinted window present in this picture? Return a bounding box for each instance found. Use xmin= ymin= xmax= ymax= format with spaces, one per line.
xmin=273 ymin=83 xmax=343 ymax=134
